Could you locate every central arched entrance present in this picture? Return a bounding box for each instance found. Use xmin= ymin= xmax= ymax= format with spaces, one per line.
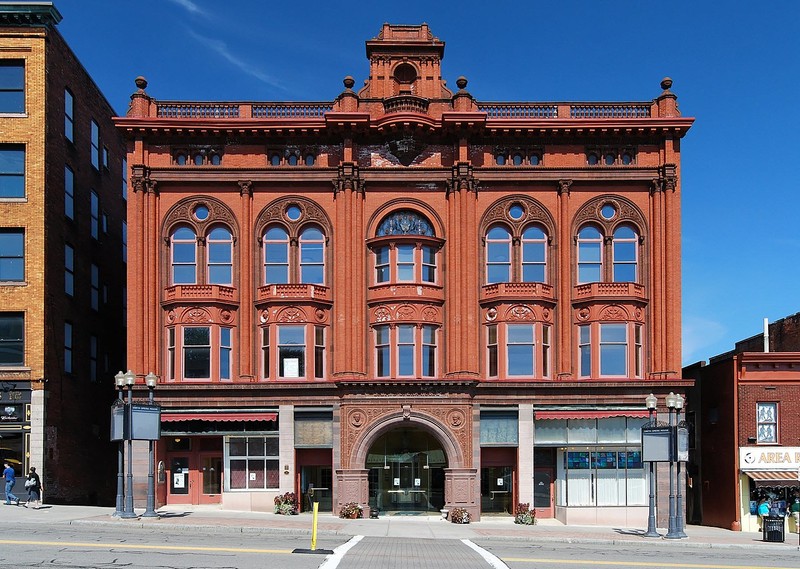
xmin=366 ymin=427 xmax=447 ymax=514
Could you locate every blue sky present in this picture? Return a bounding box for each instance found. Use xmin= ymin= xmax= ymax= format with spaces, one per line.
xmin=52 ymin=0 xmax=799 ymax=365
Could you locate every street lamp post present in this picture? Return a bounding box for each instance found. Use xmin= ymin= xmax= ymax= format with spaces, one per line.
xmin=665 ymin=392 xmax=679 ymax=539
xmin=142 ymin=372 xmax=158 ymax=518
xmin=675 ymin=393 xmax=687 ymax=538
xmin=121 ymin=370 xmax=138 ymax=518
xmin=644 ymin=393 xmax=660 ymax=537
xmin=113 ymin=371 xmax=125 ymax=517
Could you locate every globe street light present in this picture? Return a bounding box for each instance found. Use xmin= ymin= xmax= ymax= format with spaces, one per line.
xmin=142 ymin=372 xmax=158 ymax=518
xmin=644 ymin=393 xmax=660 ymax=537
xmin=113 ymin=371 xmax=125 ymax=517
xmin=674 ymin=393 xmax=687 ymax=538
xmin=665 ymin=392 xmax=679 ymax=538
xmin=121 ymin=370 xmax=137 ymax=518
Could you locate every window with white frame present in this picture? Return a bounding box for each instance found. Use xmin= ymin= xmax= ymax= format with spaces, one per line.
xmin=756 ymin=403 xmax=777 ymax=444
xmin=227 ymin=434 xmax=279 ymax=490
xmin=373 ymin=324 xmax=438 ymax=378
xmin=486 ymin=322 xmax=551 ymax=379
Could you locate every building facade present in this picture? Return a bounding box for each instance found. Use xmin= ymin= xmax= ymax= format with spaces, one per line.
xmin=118 ymin=24 xmax=693 ymax=524
xmin=0 ymin=3 xmax=127 ymax=503
xmin=684 ymin=313 xmax=800 ymax=532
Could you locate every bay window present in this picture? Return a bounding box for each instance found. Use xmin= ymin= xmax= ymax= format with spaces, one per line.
xmin=166 ymin=325 xmax=234 ymax=381
xmin=485 ymin=223 xmax=549 ymax=284
xmin=486 ymin=322 xmax=551 ymax=379
xmin=578 ymin=322 xmax=643 ymax=378
xmin=263 ymin=224 xmax=327 ymax=285
xmin=260 ymin=324 xmax=327 ymax=380
xmin=374 ymin=324 xmax=438 ymax=378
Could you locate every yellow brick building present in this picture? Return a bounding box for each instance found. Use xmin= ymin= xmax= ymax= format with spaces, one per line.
xmin=0 ymin=2 xmax=126 ymax=504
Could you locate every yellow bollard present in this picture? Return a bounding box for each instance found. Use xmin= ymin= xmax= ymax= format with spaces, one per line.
xmin=310 ymin=501 xmax=319 ymax=551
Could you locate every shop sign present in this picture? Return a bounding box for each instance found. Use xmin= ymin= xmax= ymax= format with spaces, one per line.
xmin=739 ymin=446 xmax=800 ymax=469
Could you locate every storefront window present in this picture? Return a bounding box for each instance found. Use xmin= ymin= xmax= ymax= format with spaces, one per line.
xmin=226 ymin=435 xmax=279 ymax=490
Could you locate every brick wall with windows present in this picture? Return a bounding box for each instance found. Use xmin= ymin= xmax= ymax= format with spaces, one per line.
xmin=0 ymin=6 xmax=127 ymax=505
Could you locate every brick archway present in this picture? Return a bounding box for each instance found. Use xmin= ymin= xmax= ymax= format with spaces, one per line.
xmin=336 ymin=405 xmax=479 ymax=519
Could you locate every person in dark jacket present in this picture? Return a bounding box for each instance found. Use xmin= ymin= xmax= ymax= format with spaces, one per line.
xmin=24 ymin=467 xmax=42 ymax=509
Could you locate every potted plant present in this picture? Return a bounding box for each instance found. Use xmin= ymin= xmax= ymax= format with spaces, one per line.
xmin=449 ymin=507 xmax=471 ymax=524
xmin=339 ymin=502 xmax=363 ymax=519
xmin=514 ymin=503 xmax=536 ymax=525
xmin=273 ymin=492 xmax=299 ymax=515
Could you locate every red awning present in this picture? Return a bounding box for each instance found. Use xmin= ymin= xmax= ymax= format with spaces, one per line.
xmin=746 ymin=470 xmax=800 ymax=488
xmin=535 ymin=410 xmax=650 ymax=420
xmin=161 ymin=412 xmax=277 ymax=423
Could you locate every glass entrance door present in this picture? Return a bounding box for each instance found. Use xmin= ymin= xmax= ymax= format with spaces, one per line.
xmin=366 ymin=428 xmax=446 ymax=514
xmin=481 ymin=466 xmax=513 ymax=514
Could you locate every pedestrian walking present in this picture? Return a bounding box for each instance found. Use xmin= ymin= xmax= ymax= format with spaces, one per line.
xmin=2 ymin=462 xmax=19 ymax=505
xmin=24 ymin=466 xmax=42 ymax=509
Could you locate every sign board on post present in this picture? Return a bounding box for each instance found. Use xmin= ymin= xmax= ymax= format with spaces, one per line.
xmin=642 ymin=426 xmax=672 ymax=462
xmin=130 ymin=404 xmax=161 ymax=441
xmin=110 ymin=402 xmax=127 ymax=441
xmin=676 ymin=426 xmax=689 ymax=462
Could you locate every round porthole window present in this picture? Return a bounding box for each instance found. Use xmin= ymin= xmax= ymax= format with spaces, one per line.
xmin=194 ymin=204 xmax=210 ymax=221
xmin=509 ymin=203 xmax=525 ymax=220
xmin=286 ymin=205 xmax=302 ymax=221
xmin=600 ymin=204 xmax=616 ymax=220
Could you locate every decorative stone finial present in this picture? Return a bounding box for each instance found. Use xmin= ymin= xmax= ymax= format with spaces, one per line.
xmin=135 ymin=76 xmax=148 ymax=91
xmin=456 ymin=76 xmax=468 ymax=90
xmin=343 ymin=76 xmax=355 ymax=90
xmin=660 ymin=77 xmax=673 ymax=91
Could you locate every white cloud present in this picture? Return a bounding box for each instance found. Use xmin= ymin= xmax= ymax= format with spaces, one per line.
xmin=186 ymin=30 xmax=285 ymax=91
xmin=682 ymin=315 xmax=728 ymax=365
xmin=168 ymin=0 xmax=209 ymax=17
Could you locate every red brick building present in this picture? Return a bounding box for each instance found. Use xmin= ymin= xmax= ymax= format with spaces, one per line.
xmin=684 ymin=313 xmax=800 ymax=532
xmin=117 ymin=24 xmax=693 ymax=524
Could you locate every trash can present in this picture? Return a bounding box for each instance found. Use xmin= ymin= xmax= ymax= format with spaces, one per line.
xmin=763 ymin=515 xmax=785 ymax=543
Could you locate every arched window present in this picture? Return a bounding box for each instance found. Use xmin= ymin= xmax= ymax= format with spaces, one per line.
xmin=171 ymin=227 xmax=197 ymax=284
xmin=612 ymin=225 xmax=638 ymax=282
xmin=207 ymin=226 xmax=233 ymax=285
xmin=193 ymin=153 xmax=204 ymax=166
xmin=299 ymin=226 xmax=325 ymax=284
xmin=521 ymin=225 xmax=547 ymax=282
xmin=486 ymin=226 xmax=511 ymax=284
xmin=264 ymin=226 xmax=290 ymax=284
xmin=371 ymin=210 xmax=440 ymax=285
xmin=577 ymin=226 xmax=603 ymax=284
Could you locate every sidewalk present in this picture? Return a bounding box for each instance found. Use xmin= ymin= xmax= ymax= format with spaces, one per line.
xmin=3 ymin=503 xmax=799 ymax=550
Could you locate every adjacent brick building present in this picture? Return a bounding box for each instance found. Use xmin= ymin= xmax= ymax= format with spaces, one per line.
xmin=0 ymin=3 xmax=127 ymax=503
xmin=118 ymin=24 xmax=693 ymax=524
xmin=684 ymin=313 xmax=800 ymax=532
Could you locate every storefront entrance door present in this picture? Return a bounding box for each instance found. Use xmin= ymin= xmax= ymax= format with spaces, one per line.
xmin=167 ymin=449 xmax=222 ymax=505
xmin=534 ymin=467 xmax=554 ymax=518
